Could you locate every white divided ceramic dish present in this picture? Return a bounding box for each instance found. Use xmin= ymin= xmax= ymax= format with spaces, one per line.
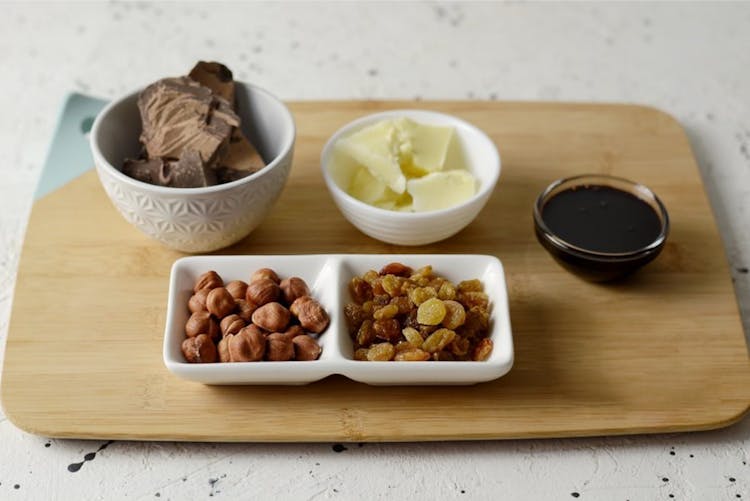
xmin=164 ymin=254 xmax=514 ymax=385
xmin=321 ymin=110 xmax=501 ymax=246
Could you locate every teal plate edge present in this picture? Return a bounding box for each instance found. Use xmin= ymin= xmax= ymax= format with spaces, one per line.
xmin=35 ymin=92 xmax=107 ymax=200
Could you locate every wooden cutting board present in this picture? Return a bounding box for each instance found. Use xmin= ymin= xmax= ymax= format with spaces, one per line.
xmin=2 ymin=101 xmax=749 ymax=441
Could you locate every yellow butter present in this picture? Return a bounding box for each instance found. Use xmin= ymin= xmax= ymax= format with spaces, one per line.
xmin=406 ymin=170 xmax=476 ymax=212
xmin=336 ymin=120 xmax=407 ymax=194
xmin=348 ymin=166 xmax=389 ymax=205
xmin=395 ymin=118 xmax=454 ymax=175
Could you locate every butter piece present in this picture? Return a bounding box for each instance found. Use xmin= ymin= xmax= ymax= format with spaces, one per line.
xmin=348 ymin=166 xmax=390 ymax=205
xmin=337 ymin=121 xmax=407 ymax=194
xmin=406 ymin=170 xmax=476 ymax=212
xmin=395 ymin=118 xmax=454 ymax=175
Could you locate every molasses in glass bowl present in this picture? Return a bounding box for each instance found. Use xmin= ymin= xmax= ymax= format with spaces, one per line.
xmin=533 ymin=174 xmax=670 ymax=282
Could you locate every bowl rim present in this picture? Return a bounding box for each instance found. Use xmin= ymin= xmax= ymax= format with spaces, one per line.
xmin=90 ymin=81 xmax=296 ymax=195
xmin=533 ymin=173 xmax=670 ymax=261
xmin=319 ymin=109 xmax=501 ymax=220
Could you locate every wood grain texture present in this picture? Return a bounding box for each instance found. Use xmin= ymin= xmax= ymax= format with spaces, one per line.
xmin=2 ymin=101 xmax=749 ymax=441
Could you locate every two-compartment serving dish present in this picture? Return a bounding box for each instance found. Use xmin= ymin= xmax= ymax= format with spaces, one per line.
xmin=164 ymin=254 xmax=514 ymax=385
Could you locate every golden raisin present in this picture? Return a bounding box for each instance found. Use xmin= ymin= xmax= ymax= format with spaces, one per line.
xmin=362 ymin=270 xmax=379 ymax=286
xmin=381 ymin=274 xmax=403 ymax=297
xmin=408 ymin=286 xmax=437 ymax=306
xmin=356 ymin=319 xmax=376 ymax=346
xmin=414 ymin=265 xmax=433 ymax=278
xmin=472 ymin=338 xmax=493 ymax=361
xmin=394 ymin=348 xmax=431 ymax=361
xmin=422 ymin=328 xmax=457 ymax=353
xmin=458 ymin=291 xmax=489 ymax=310
xmin=362 ymin=300 xmax=375 ymax=315
xmin=354 ymin=348 xmax=369 ymax=361
xmin=457 ymin=279 xmax=483 ymax=292
xmin=438 ymin=281 xmax=457 ymax=300
xmin=402 ymin=327 xmax=424 ymax=347
xmin=442 ymin=300 xmax=466 ymax=329
xmin=373 ymin=303 xmax=399 ymax=320
xmin=417 ymin=298 xmax=447 ymax=325
xmin=367 ymin=342 xmax=395 ymax=361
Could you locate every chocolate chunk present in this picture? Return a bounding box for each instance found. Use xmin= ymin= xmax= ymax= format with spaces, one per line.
xmin=164 ymin=150 xmax=217 ymax=188
xmin=138 ymin=77 xmax=238 ymax=166
xmin=123 ymin=151 xmax=216 ymax=188
xmin=122 ymin=157 xmax=165 ymax=185
xmin=188 ymin=61 xmax=235 ymax=105
xmin=221 ymin=128 xmax=266 ymax=172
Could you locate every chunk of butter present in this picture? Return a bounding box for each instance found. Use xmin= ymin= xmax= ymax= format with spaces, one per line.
xmin=348 ymin=166 xmax=389 ymax=205
xmin=336 ymin=120 xmax=407 ymax=194
xmin=397 ymin=118 xmax=454 ymax=175
xmin=407 ymin=170 xmax=477 ymax=212
xmin=335 ymin=117 xmax=477 ymax=212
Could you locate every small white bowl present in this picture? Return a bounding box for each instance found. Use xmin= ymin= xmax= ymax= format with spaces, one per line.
xmin=320 ymin=110 xmax=501 ymax=246
xmin=163 ymin=254 xmax=514 ymax=385
xmin=90 ymin=82 xmax=295 ymax=253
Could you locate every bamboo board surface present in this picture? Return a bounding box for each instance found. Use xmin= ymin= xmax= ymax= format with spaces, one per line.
xmin=2 ymin=101 xmax=749 ymax=441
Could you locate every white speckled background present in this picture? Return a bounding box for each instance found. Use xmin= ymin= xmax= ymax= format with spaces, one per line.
xmin=0 ymin=2 xmax=748 ymax=500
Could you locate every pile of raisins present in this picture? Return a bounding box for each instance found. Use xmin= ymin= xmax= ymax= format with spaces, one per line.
xmin=344 ymin=263 xmax=493 ymax=361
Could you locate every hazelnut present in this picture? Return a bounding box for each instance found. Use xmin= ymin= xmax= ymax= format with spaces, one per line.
xmin=185 ymin=310 xmax=220 ymax=340
xmin=266 ymin=332 xmax=294 ymax=361
xmin=235 ymin=299 xmax=257 ymax=323
xmin=188 ymin=288 xmax=210 ymax=313
xmin=279 ymin=277 xmax=310 ymax=305
xmin=194 ymin=270 xmax=223 ymax=293
xmin=219 ymin=314 xmax=245 ymax=337
xmin=283 ymin=324 xmax=306 ymax=339
xmin=206 ymin=287 xmax=236 ymax=318
xmin=290 ymin=296 xmax=330 ymax=334
xmin=250 ymin=268 xmax=280 ymax=284
xmin=228 ymin=325 xmax=266 ymax=362
xmin=252 ymin=302 xmax=291 ymax=332
xmin=181 ymin=334 xmax=217 ymax=363
xmin=245 ymin=278 xmax=281 ymax=306
xmin=225 ymin=280 xmax=249 ymax=300
xmin=217 ymin=335 xmax=232 ymax=363
xmin=293 ymin=335 xmax=322 ymax=361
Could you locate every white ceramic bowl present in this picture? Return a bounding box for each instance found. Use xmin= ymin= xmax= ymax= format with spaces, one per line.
xmin=90 ymin=82 xmax=295 ymax=253
xmin=164 ymin=254 xmax=514 ymax=385
xmin=321 ymin=110 xmax=501 ymax=246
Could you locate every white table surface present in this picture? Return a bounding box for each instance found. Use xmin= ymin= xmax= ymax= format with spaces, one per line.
xmin=1 ymin=2 xmax=749 ymax=500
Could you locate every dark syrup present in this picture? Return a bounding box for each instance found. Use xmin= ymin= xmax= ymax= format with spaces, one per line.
xmin=541 ymin=185 xmax=662 ymax=253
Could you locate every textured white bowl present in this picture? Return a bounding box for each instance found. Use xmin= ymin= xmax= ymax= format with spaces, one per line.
xmin=321 ymin=110 xmax=501 ymax=246
xmin=90 ymin=82 xmax=295 ymax=253
xmin=164 ymin=254 xmax=514 ymax=385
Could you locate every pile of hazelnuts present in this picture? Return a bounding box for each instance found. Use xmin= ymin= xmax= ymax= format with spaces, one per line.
xmin=181 ymin=268 xmax=330 ymax=363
